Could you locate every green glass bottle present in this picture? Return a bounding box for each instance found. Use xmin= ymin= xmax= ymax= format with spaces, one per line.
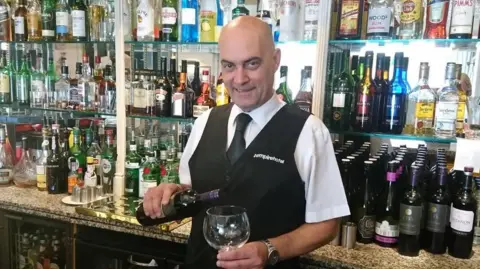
xmin=0 ymin=52 xmax=12 ymax=104
xmin=41 ymin=0 xmax=56 ymax=41
xmin=71 ymin=0 xmax=87 ymax=41
xmin=69 ymin=128 xmax=86 ymax=174
xmin=125 ymin=134 xmax=141 ymax=197
xmin=275 ymin=66 xmax=293 ymax=104
xmin=161 ymin=0 xmax=178 ymax=41
xmin=139 ymin=138 xmax=160 ymax=198
xmin=166 ymin=151 xmax=178 ymax=184
xmin=101 ymin=129 xmax=116 ymax=193
xmin=45 ymin=57 xmax=57 ymax=108
xmin=15 ymin=54 xmax=31 ymax=105
xmin=232 ymin=0 xmax=249 ymax=19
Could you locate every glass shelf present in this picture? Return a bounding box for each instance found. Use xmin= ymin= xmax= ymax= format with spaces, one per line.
xmin=127 ymin=114 xmax=195 ymax=123
xmin=330 ymin=130 xmax=456 ymax=144
xmin=329 ymin=38 xmax=480 ymax=49
xmin=28 ymin=108 xmax=116 ymax=117
xmin=0 ymin=40 xmax=115 ymax=45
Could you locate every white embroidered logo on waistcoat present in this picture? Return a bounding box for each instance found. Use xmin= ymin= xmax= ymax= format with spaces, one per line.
xmin=253 ymin=154 xmax=285 ymax=164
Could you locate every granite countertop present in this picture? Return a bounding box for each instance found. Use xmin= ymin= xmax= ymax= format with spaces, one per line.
xmin=1 ymin=186 xmax=480 ymax=269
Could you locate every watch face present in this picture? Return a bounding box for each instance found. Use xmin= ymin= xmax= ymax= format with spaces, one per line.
xmin=269 ymin=249 xmax=280 ymax=265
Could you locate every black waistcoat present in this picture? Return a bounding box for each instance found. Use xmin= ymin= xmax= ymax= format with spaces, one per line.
xmin=186 ymin=103 xmax=310 ymax=268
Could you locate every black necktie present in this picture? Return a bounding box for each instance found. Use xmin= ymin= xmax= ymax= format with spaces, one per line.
xmin=227 ymin=113 xmax=252 ymax=165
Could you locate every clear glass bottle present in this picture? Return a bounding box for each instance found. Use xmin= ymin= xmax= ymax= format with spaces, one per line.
xmin=55 ymin=0 xmax=71 ymax=41
xmin=0 ymin=127 xmax=13 ymax=186
xmin=136 ymin=0 xmax=154 ymax=41
xmin=30 ymin=52 xmax=46 ymax=108
xmin=26 ymin=0 xmax=41 ymax=41
xmin=55 ymin=65 xmax=69 ymax=109
xmin=403 ymin=62 xmax=436 ymax=136
xmin=399 ymin=0 xmax=424 ymax=39
xmin=434 ymin=63 xmax=459 ymax=138
xmin=455 ymin=64 xmax=466 ymax=136
xmin=36 ymin=126 xmax=50 ymax=191
xmin=79 ymin=54 xmax=96 ymax=111
xmin=88 ymin=0 xmax=105 ymax=41
xmin=15 ymin=53 xmax=31 ymax=105
xmin=366 ymin=0 xmax=392 ymax=39
xmin=279 ymin=0 xmax=299 ymax=42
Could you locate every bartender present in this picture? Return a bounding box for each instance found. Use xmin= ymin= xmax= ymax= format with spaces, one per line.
xmin=143 ymin=16 xmax=350 ymax=269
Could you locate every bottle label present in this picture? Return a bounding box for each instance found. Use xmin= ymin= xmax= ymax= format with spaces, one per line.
xmin=71 ymin=10 xmax=86 ymax=37
xmin=0 ymin=74 xmax=9 ymax=93
xmin=375 ymin=221 xmax=399 ymax=243
xmin=162 ymin=7 xmax=177 ymax=25
xmin=358 ymin=214 xmax=376 ymax=239
xmin=339 ymin=0 xmax=360 ymax=35
xmin=450 ymin=205 xmax=474 ymax=233
xmin=181 ymin=8 xmax=196 ymax=25
xmin=41 ymin=11 xmax=55 ymax=36
xmin=200 ymin=10 xmax=216 ymax=42
xmin=67 ymin=157 xmax=80 ymax=172
xmin=133 ymin=88 xmax=146 ymax=108
xmin=172 ymin=92 xmax=185 ymax=116
xmin=55 ymin=11 xmax=69 ymax=34
xmin=428 ymin=0 xmax=449 ymax=24
xmin=367 ymin=7 xmax=391 ymax=34
xmin=129 ymin=145 xmax=137 ymax=152
xmin=102 ymin=159 xmax=113 ymax=174
xmin=399 ymin=204 xmax=423 ymax=235
xmin=333 ymin=93 xmax=346 ymax=108
xmin=387 ymin=172 xmax=397 ymax=182
xmin=305 ymin=0 xmax=320 ymax=22
xmin=14 ymin=17 xmax=25 ymax=34
xmin=456 ymin=101 xmax=466 ymax=127
xmin=36 ymin=165 xmax=46 ymax=188
xmin=426 ymin=203 xmax=448 ymax=233
xmin=415 ymin=102 xmax=435 ymax=118
xmin=400 ymin=0 xmax=423 ymax=23
xmin=140 ymin=179 xmax=157 ymax=198
xmin=435 ymin=101 xmax=457 ymax=131
xmin=279 ymin=0 xmax=299 ymax=36
xmin=137 ymin=3 xmax=154 ymax=37
xmin=193 ymin=105 xmax=210 ymax=118
xmin=450 ymin=0 xmax=474 ymax=34
xmin=355 ymin=93 xmax=371 ymax=122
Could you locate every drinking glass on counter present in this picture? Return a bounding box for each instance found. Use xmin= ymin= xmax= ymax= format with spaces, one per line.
xmin=466 ymin=96 xmax=480 ymax=139
xmin=203 ymin=206 xmax=250 ymax=251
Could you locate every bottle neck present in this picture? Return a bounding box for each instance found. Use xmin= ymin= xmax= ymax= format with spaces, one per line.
xmin=363 ymin=65 xmax=372 ymax=81
xmin=393 ymin=65 xmax=403 ymax=80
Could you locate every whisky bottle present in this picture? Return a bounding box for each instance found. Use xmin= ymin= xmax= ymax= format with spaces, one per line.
xmin=0 ymin=51 xmax=11 ymax=104
xmin=41 ymin=0 xmax=55 ymax=41
xmin=14 ymin=0 xmax=28 ymax=41
xmin=71 ymin=0 xmax=87 ymax=41
xmin=26 ymin=0 xmax=42 ymax=41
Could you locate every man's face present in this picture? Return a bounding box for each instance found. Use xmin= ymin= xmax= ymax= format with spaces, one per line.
xmin=219 ymin=32 xmax=280 ymax=112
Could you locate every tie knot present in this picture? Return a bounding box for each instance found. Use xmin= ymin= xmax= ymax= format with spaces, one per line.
xmin=235 ymin=113 xmax=252 ymax=133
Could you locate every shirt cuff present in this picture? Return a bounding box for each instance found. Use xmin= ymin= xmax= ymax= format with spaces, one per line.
xmin=305 ymin=204 xmax=351 ymax=223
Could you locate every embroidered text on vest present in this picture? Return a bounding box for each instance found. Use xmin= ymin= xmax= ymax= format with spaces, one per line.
xmin=253 ymin=154 xmax=285 ymax=164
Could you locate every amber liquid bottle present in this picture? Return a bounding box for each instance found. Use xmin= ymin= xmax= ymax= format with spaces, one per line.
xmin=0 ymin=0 xmax=11 ymax=41
xmin=14 ymin=0 xmax=28 ymax=41
xmin=335 ymin=0 xmax=364 ymax=40
xmin=424 ymin=0 xmax=449 ymax=39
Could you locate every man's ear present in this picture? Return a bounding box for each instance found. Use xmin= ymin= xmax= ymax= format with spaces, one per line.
xmin=273 ymin=48 xmax=281 ymax=72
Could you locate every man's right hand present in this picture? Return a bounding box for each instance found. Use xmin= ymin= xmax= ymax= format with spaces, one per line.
xmin=143 ymin=183 xmax=181 ymax=219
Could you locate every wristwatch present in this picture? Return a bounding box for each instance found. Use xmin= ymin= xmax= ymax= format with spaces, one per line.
xmin=262 ymin=239 xmax=280 ymax=266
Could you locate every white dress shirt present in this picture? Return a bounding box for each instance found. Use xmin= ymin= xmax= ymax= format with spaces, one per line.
xmin=179 ymin=94 xmax=350 ymax=223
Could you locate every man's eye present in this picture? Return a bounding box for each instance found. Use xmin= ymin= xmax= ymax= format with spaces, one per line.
xmin=222 ymin=63 xmax=234 ymax=70
xmin=246 ymin=61 xmax=259 ymax=69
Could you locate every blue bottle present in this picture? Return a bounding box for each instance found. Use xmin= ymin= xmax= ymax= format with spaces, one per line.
xmin=181 ymin=0 xmax=199 ymax=42
xmin=381 ymin=52 xmax=407 ymax=134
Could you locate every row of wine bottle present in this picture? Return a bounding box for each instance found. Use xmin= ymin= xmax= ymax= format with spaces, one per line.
xmin=336 ymin=140 xmax=477 ymax=258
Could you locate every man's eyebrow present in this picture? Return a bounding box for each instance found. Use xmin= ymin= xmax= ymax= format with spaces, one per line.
xmin=220 ymin=57 xmax=262 ymax=65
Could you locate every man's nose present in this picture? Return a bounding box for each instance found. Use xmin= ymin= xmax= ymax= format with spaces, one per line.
xmin=233 ymin=67 xmax=249 ymax=85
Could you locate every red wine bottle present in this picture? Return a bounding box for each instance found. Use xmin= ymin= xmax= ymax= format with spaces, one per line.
xmin=136 ymin=188 xmax=221 ymax=226
xmin=424 ymin=166 xmax=450 ymax=254
xmin=448 ymin=166 xmax=477 ymax=259
xmin=398 ymin=165 xmax=424 ymax=256
xmin=353 ymin=161 xmax=376 ymax=244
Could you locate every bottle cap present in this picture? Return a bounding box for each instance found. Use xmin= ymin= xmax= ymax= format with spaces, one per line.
xmin=87 ymin=156 xmax=94 ymax=163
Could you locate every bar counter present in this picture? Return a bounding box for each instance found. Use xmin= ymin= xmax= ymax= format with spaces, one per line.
xmin=1 ymin=186 xmax=479 ymax=269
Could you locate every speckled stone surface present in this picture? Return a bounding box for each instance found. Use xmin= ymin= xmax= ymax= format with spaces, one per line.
xmin=2 ymin=186 xmax=480 ymax=269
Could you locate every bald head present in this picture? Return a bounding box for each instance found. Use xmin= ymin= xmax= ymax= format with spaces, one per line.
xmin=217 ymin=16 xmax=281 ymax=112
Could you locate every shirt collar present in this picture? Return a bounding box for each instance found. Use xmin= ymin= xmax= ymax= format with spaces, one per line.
xmin=230 ymin=94 xmax=286 ymax=130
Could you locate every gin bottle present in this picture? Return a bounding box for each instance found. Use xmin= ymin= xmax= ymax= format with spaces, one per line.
xmin=434 ymin=63 xmax=459 ymax=139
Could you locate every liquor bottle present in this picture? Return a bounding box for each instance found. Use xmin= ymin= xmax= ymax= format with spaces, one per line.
xmin=13 ymin=135 xmax=36 ymax=187
xmin=55 ymin=66 xmax=69 ymax=109
xmin=335 ymin=0 xmax=364 ymax=40
xmin=16 ymin=54 xmax=31 ymax=106
xmin=68 ymin=62 xmax=82 ymax=109
xmin=101 ymin=129 xmax=115 ymax=194
xmin=31 ymin=52 xmax=46 ymax=108
xmin=181 ymin=0 xmax=199 ymax=42
xmin=294 ymin=66 xmax=313 ymax=113
xmin=448 ymin=166 xmax=478 ymax=259
xmin=371 ymin=53 xmax=386 ymax=132
xmin=55 ymin=0 xmax=71 ymax=41
xmin=375 ymin=161 xmax=399 ymax=247
xmin=172 ymin=60 xmax=193 ymax=118
xmin=278 ymin=0 xmax=299 ymax=42
xmin=45 ymin=57 xmax=56 ymax=108
xmin=366 ymin=0 xmax=392 ymax=39
xmin=423 ymin=0 xmax=449 ymax=39
xmin=215 ymin=73 xmax=229 ymax=106
xmin=0 ymin=52 xmax=11 ymax=104
xmin=87 ymin=136 xmax=102 ymax=186
xmin=79 ymin=54 xmax=96 ymax=111
xmin=350 ymin=55 xmax=360 ymax=84
xmin=0 ymin=127 xmax=12 ymax=186
xmin=434 ymin=63 xmax=459 ymax=139
xmin=71 ymin=0 xmax=87 ymax=41
xmin=103 ymin=65 xmax=115 ymax=113
xmin=352 ymin=161 xmax=376 ymax=243
xmin=14 ymin=0 xmax=28 ymax=41
xmin=193 ymin=70 xmax=216 ymax=118
xmin=276 ymin=66 xmax=293 ymax=104
xmin=69 ymin=128 xmax=86 ymax=174
xmin=401 ymin=57 xmax=411 ymax=93
xmin=26 ymin=0 xmax=41 ymax=41
xmin=41 ymin=0 xmax=55 ymax=41
xmin=424 ymin=166 xmax=450 ymax=254
xmin=162 ymin=0 xmax=179 ymax=41
xmin=155 ymin=57 xmax=172 ymax=116
xmin=0 ymin=0 xmax=11 ymax=41
xmin=88 ymin=0 xmax=105 ymax=41
xmin=398 ymin=165 xmax=423 ymax=256
xmin=381 ymin=52 xmax=406 ymax=134
xmin=399 ymin=0 xmax=424 ymax=39
xmin=36 ymin=127 xmax=50 ymax=191
xmin=233 ymin=0 xmax=249 ymax=19
xmin=199 ymin=0 xmax=217 ymax=42
xmin=139 ymin=139 xmax=160 ymax=198
xmin=303 ymin=0 xmax=320 ymax=41
xmin=455 ymin=64 xmax=466 ymax=136
xmin=449 ymin=0 xmax=475 ymax=39
xmin=136 ymin=0 xmax=154 ymax=41
xmin=403 ymin=62 xmax=436 ymax=136
xmin=136 ymin=188 xmax=222 ymax=226
xmin=353 ymin=51 xmax=374 ymax=132
xmin=125 ymin=133 xmax=141 ymax=197
xmin=191 ymin=62 xmax=201 ymax=97
xmin=256 ymin=0 xmax=273 ymax=29
xmin=329 ymin=50 xmax=354 ymax=131
xmin=46 ymin=128 xmax=64 ymax=194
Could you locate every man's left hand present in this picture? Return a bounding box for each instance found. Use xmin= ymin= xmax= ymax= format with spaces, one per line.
xmin=216 ymin=241 xmax=268 ymax=269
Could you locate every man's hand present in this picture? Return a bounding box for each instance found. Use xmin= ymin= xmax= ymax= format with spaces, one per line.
xmin=216 ymin=241 xmax=268 ymax=269
xmin=142 ymin=183 xmax=180 ymax=218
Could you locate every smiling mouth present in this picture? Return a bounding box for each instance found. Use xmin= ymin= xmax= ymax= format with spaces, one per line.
xmin=234 ymin=88 xmax=254 ymax=93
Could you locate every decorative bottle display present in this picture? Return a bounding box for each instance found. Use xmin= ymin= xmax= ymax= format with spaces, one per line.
xmin=434 ymin=63 xmax=459 ymax=139
xmin=448 ymin=166 xmax=477 ymax=259
xmin=424 ymin=0 xmax=449 ymax=39
xmin=449 ymin=0 xmax=475 ymax=39
xmin=336 ymin=0 xmax=364 ymax=40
